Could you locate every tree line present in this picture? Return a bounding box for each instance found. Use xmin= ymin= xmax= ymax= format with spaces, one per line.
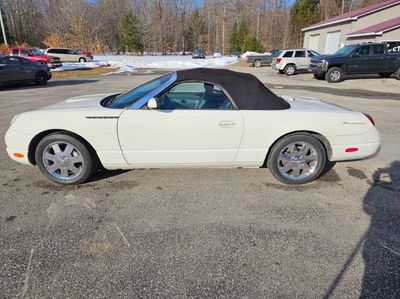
xmin=0 ymin=0 xmax=385 ymax=54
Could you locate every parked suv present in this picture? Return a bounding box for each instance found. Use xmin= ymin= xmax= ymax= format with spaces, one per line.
xmin=272 ymin=49 xmax=319 ymax=75
xmin=192 ymin=49 xmax=206 ymax=59
xmin=309 ymin=43 xmax=400 ymax=83
xmin=45 ymin=48 xmax=93 ymax=62
xmin=9 ymin=48 xmax=62 ymax=69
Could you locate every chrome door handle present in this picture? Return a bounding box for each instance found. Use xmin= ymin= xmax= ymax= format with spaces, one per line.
xmin=219 ymin=120 xmax=235 ymax=127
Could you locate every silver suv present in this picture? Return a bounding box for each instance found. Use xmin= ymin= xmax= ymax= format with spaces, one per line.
xmin=272 ymin=49 xmax=319 ymax=76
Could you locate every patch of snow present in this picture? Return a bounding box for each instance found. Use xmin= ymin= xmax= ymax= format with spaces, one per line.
xmin=53 ymin=55 xmax=239 ymax=73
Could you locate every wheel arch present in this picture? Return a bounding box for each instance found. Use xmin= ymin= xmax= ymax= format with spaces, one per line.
xmin=28 ymin=129 xmax=100 ymax=165
xmin=262 ymin=130 xmax=332 ymax=167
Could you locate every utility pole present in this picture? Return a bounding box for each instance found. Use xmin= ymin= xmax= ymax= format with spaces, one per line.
xmin=0 ymin=7 xmax=8 ymax=46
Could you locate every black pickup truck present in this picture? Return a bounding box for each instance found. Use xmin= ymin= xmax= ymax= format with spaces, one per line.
xmin=309 ymin=43 xmax=400 ymax=83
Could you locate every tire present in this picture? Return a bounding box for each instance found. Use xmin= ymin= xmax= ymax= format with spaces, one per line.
xmin=35 ymin=133 xmax=98 ymax=185
xmin=284 ymin=64 xmax=296 ymax=76
xmin=254 ymin=60 xmax=262 ymax=68
xmin=396 ymin=68 xmax=400 ymax=80
xmin=267 ymin=133 xmax=327 ymax=185
xmin=278 ymin=70 xmax=284 ymax=74
xmin=325 ymin=67 xmax=344 ymax=83
xmin=79 ymin=57 xmax=87 ymax=63
xmin=35 ymin=71 xmax=48 ymax=85
xmin=314 ymin=73 xmax=325 ymax=80
xmin=378 ymin=72 xmax=392 ymax=78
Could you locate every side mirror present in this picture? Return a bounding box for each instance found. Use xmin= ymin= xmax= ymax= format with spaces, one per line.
xmin=147 ymin=98 xmax=158 ymax=109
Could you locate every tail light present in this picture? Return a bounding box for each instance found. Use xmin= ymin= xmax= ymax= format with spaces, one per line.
xmin=363 ymin=113 xmax=375 ymax=126
xmin=275 ymin=57 xmax=282 ymax=64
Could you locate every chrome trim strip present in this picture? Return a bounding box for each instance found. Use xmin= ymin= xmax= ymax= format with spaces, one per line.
xmin=86 ymin=116 xmax=119 ymax=119
xmin=130 ymin=72 xmax=177 ymax=110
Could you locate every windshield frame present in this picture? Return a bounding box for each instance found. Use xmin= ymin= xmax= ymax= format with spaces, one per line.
xmin=334 ymin=44 xmax=358 ymax=56
xmin=107 ymin=72 xmax=176 ymax=109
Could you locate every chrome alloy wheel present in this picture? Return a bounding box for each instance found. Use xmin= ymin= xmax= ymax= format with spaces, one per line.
xmin=286 ymin=66 xmax=295 ymax=75
xmin=329 ymin=70 xmax=341 ymax=81
xmin=277 ymin=142 xmax=318 ymax=181
xmin=42 ymin=142 xmax=84 ymax=181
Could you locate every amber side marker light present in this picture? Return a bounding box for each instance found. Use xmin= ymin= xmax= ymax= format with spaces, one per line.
xmin=345 ymin=148 xmax=359 ymax=153
xmin=13 ymin=153 xmax=24 ymax=158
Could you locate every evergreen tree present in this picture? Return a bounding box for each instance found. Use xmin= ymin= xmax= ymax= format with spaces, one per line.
xmin=288 ymin=0 xmax=320 ymax=48
xmin=120 ymin=11 xmax=143 ymax=53
xmin=229 ymin=20 xmax=263 ymax=53
xmin=185 ymin=10 xmax=207 ymax=51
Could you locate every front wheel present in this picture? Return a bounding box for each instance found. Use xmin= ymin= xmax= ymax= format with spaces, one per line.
xmin=267 ymin=134 xmax=327 ymax=184
xmin=35 ymin=133 xmax=98 ymax=185
xmin=325 ymin=67 xmax=344 ymax=83
xmin=254 ymin=60 xmax=262 ymax=68
xmin=79 ymin=57 xmax=87 ymax=63
xmin=36 ymin=71 xmax=48 ymax=85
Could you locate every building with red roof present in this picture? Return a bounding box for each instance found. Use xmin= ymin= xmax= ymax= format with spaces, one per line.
xmin=302 ymin=0 xmax=400 ymax=54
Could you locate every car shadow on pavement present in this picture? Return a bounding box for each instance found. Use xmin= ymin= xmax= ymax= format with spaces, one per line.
xmin=0 ymin=79 xmax=98 ymax=91
xmin=85 ymin=169 xmax=130 ymax=184
xmin=323 ymin=161 xmax=400 ymax=298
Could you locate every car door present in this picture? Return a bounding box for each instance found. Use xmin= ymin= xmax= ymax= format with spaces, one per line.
xmin=67 ymin=49 xmax=79 ymax=62
xmin=294 ymin=50 xmax=308 ymax=69
xmin=0 ymin=57 xmax=24 ymax=83
xmin=346 ymin=45 xmax=371 ymax=73
xmin=19 ymin=58 xmax=38 ymax=81
xmin=118 ymin=82 xmax=244 ymax=166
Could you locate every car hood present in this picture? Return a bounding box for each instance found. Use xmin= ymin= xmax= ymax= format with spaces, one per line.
xmin=38 ymin=93 xmax=115 ymax=110
xmin=281 ymin=95 xmax=351 ymax=112
xmin=312 ymin=54 xmax=345 ymax=61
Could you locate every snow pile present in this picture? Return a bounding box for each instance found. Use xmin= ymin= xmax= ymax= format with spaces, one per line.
xmin=52 ymin=61 xmax=109 ymax=72
xmin=241 ymin=51 xmax=271 ymax=59
xmin=53 ymin=55 xmax=239 ymax=73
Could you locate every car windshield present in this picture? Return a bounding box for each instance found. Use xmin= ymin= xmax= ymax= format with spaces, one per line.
xmin=30 ymin=48 xmax=44 ymax=55
xmin=107 ymin=73 xmax=173 ymax=108
xmin=334 ymin=45 xmax=358 ymax=56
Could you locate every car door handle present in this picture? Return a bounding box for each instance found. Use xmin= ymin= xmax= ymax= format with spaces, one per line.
xmin=219 ymin=120 xmax=235 ymax=127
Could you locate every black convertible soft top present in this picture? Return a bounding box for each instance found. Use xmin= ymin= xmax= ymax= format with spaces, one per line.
xmin=175 ymin=68 xmax=290 ymax=110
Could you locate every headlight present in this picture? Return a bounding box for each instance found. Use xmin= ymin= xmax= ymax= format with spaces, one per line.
xmin=10 ymin=114 xmax=20 ymax=125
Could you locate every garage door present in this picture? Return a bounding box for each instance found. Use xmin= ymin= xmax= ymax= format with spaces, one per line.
xmin=325 ymin=31 xmax=341 ymax=54
xmin=309 ymin=34 xmax=320 ymax=52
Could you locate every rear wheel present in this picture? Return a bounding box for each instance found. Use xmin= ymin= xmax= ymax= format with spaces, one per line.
xmin=267 ymin=134 xmax=327 ymax=184
xmin=79 ymin=57 xmax=87 ymax=63
xmin=379 ymin=72 xmax=392 ymax=78
xmin=36 ymin=71 xmax=48 ymax=85
xmin=395 ymin=68 xmax=400 ymax=80
xmin=284 ymin=64 xmax=296 ymax=76
xmin=254 ymin=60 xmax=262 ymax=68
xmin=35 ymin=133 xmax=98 ymax=185
xmin=325 ymin=67 xmax=344 ymax=83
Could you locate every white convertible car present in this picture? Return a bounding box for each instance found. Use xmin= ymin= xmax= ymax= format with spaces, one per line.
xmin=5 ymin=68 xmax=380 ymax=185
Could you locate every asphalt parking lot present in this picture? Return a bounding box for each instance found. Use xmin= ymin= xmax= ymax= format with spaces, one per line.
xmin=1 ymin=66 xmax=399 ymax=298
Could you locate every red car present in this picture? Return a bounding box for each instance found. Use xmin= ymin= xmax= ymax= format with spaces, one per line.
xmin=9 ymin=48 xmax=62 ymax=69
